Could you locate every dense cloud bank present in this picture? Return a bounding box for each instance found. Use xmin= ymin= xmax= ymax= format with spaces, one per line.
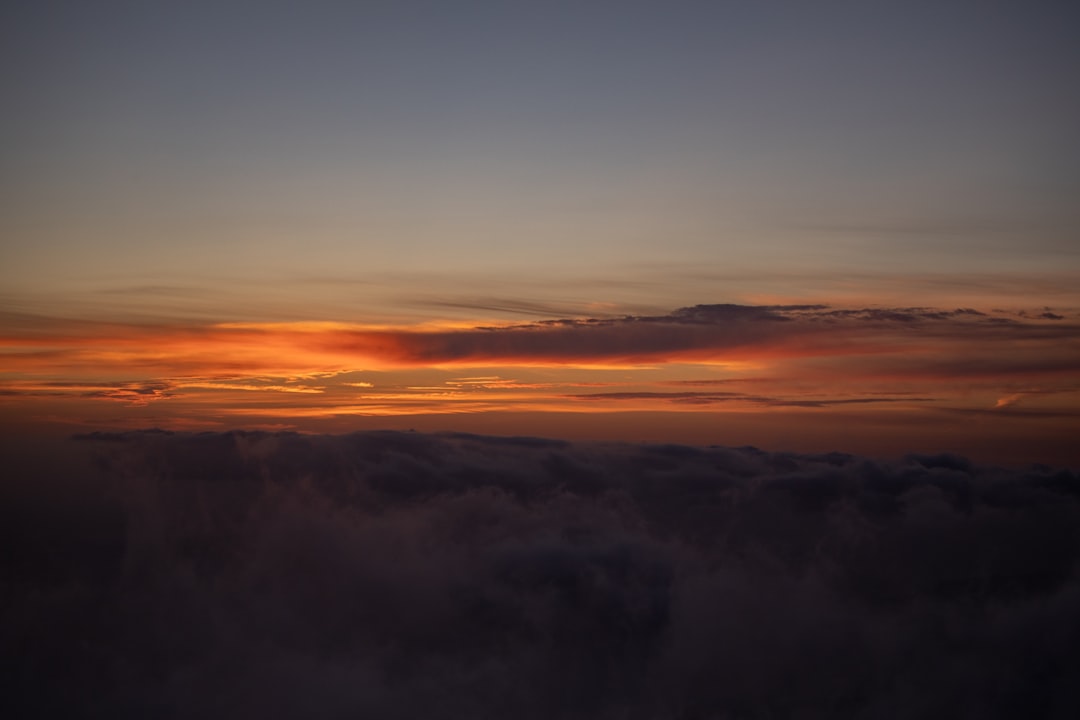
xmin=3 ymin=431 xmax=1079 ymax=718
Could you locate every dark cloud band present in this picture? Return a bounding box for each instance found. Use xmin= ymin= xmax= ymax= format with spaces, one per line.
xmin=3 ymin=430 xmax=1078 ymax=718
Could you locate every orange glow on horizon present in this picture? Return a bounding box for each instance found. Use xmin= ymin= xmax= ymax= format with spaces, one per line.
xmin=1 ymin=302 xmax=1077 ymax=466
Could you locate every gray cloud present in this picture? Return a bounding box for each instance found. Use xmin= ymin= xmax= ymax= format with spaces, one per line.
xmin=566 ymin=391 xmax=936 ymax=408
xmin=2 ymin=431 xmax=1079 ymax=718
xmin=324 ymin=302 xmax=1080 ymax=367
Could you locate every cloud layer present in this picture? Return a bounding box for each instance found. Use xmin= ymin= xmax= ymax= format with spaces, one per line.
xmin=3 ymin=303 xmax=1077 ymax=373
xmin=4 ymin=430 xmax=1079 ymax=718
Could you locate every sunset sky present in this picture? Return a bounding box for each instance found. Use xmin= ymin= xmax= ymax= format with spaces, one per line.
xmin=3 ymin=0 xmax=1079 ymax=464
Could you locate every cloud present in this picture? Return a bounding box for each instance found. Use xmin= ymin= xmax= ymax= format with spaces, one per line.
xmin=408 ymin=296 xmax=613 ymax=319
xmin=3 ymin=430 xmax=1078 ymax=718
xmin=566 ymin=390 xmax=936 ymax=408
xmin=567 ymin=391 xmax=745 ymax=401
xmin=313 ymin=303 xmax=1080 ymax=368
xmin=4 ymin=303 xmax=1078 ymax=374
xmin=0 ymin=380 xmax=178 ymax=405
xmin=2 ymin=304 xmax=1076 ymax=437
xmin=82 ymin=382 xmax=175 ymax=405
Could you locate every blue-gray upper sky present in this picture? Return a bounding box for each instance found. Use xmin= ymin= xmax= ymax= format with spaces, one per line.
xmin=2 ymin=0 xmax=1078 ymax=319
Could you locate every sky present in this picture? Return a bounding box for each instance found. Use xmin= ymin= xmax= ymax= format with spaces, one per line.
xmin=4 ymin=4 xmax=1080 ymax=715
xmin=2 ymin=0 xmax=1079 ymax=464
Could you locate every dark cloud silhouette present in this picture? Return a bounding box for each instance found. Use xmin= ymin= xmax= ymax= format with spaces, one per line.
xmin=662 ymin=378 xmax=771 ymax=386
xmin=0 ymin=381 xmax=178 ymax=404
xmin=565 ymin=391 xmax=936 ymax=408
xmin=4 ymin=304 xmax=1077 ymax=381
xmin=3 ymin=430 xmax=1079 ymax=718
xmin=82 ymin=382 xmax=175 ymax=405
xmin=318 ymin=302 xmax=1080 ymax=367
